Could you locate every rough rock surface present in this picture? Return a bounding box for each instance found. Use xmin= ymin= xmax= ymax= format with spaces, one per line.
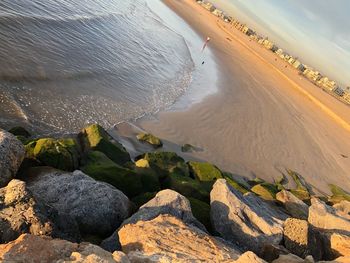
xmin=101 ymin=189 xmax=206 ymax=252
xmin=235 ymin=251 xmax=267 ymax=263
xmin=210 ymin=179 xmax=288 ymax=254
xmin=283 ymin=218 xmax=321 ymax=260
xmin=333 ymin=201 xmax=350 ymax=220
xmin=0 ymin=234 xmax=129 ymax=263
xmin=272 ymin=254 xmax=314 ymax=263
xmin=308 ymin=198 xmax=350 ymax=233
xmin=276 ymin=190 xmax=309 ymax=219
xmin=118 ymin=214 xmax=240 ymax=262
xmin=0 ymin=129 xmax=25 ymax=187
xmin=26 ymin=168 xmax=132 ymax=237
xmin=0 ymin=179 xmax=80 ymax=243
xmin=326 ymin=233 xmax=350 ymax=259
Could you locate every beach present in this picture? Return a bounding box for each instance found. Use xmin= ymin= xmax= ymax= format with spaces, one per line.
xmin=137 ymin=0 xmax=350 ymax=193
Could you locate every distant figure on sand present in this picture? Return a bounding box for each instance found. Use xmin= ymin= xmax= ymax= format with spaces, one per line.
xmin=201 ymin=37 xmax=211 ymax=52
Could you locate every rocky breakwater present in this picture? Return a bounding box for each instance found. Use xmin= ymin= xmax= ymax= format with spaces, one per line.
xmin=0 ymin=124 xmax=349 ymax=262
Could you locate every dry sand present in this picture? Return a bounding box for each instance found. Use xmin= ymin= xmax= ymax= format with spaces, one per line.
xmin=137 ymin=0 xmax=350 ymax=193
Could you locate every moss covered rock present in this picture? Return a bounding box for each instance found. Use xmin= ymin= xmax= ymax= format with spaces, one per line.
xmin=188 ymin=161 xmax=222 ymax=182
xmin=136 ymin=133 xmax=163 ymax=148
xmin=80 ymin=151 xmax=143 ymax=198
xmin=251 ymin=183 xmax=279 ymax=200
xmin=134 ymin=166 xmax=161 ymax=193
xmin=162 ymin=173 xmax=210 ymax=202
xmin=181 ymin=144 xmax=195 ymax=153
xmin=188 ymin=198 xmax=212 ymax=233
xmin=136 ymin=152 xmax=189 ymax=178
xmin=31 ymin=138 xmax=79 ymax=171
xmin=222 ymin=172 xmax=249 ymax=194
xmin=287 ymin=169 xmax=310 ymax=202
xmin=248 ymin=177 xmax=265 ymax=187
xmin=79 ymin=124 xmax=130 ymax=166
xmin=329 ymin=184 xmax=350 ymax=204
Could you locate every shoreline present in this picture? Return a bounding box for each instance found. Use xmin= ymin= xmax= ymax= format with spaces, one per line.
xmin=137 ymin=0 xmax=350 ymax=193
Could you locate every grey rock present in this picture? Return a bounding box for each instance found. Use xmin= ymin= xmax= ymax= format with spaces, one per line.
xmin=0 ymin=129 xmax=25 ymax=187
xmin=101 ymin=189 xmax=206 ymax=252
xmin=0 ymin=234 xmax=130 ymax=262
xmin=0 ymin=179 xmax=80 ymax=243
xmin=308 ymin=198 xmax=350 ymax=234
xmin=26 ymin=168 xmax=132 ymax=237
xmin=333 ymin=201 xmax=350 ymax=220
xmin=276 ymin=190 xmax=309 ymax=219
xmin=210 ymin=179 xmax=288 ymax=254
xmin=118 ymin=214 xmax=241 ymax=262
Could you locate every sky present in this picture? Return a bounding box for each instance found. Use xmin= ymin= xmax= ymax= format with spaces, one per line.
xmin=210 ymin=0 xmax=350 ymax=88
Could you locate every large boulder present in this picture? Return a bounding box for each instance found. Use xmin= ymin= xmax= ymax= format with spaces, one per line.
xmin=0 ymin=129 xmax=25 ymax=187
xmin=118 ymin=214 xmax=241 ymax=262
xmin=26 ymin=168 xmax=132 ymax=237
xmin=276 ymin=190 xmax=309 ymax=219
xmin=210 ymin=179 xmax=288 ymax=254
xmin=30 ymin=138 xmax=80 ymax=171
xmin=136 ymin=152 xmax=189 ymax=178
xmin=326 ymin=233 xmax=350 ymax=259
xmin=79 ymin=124 xmax=131 ymax=166
xmin=0 ymin=179 xmax=80 ymax=243
xmin=283 ymin=218 xmax=322 ymax=260
xmin=308 ymin=198 xmax=350 ymax=260
xmin=188 ymin=161 xmax=222 ymax=181
xmin=0 ymin=234 xmax=129 ymax=263
xmin=101 ymin=189 xmax=206 ymax=252
xmin=308 ymin=198 xmax=350 ymax=233
xmin=80 ymin=151 xmax=144 ymax=198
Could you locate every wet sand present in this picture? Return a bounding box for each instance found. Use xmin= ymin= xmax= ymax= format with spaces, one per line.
xmin=137 ymin=0 xmax=350 ymax=193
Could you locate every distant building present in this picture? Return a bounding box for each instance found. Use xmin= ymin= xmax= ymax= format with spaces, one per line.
xmin=242 ymin=26 xmax=255 ymax=36
xmin=287 ymin=57 xmax=296 ymax=65
xmin=292 ymin=60 xmax=301 ymax=69
xmin=317 ymin=77 xmax=337 ymax=91
xmin=212 ymin=8 xmax=223 ymax=17
xmin=333 ymin=86 xmax=345 ymax=97
xmin=343 ymin=89 xmax=350 ymax=103
xmin=275 ymin=48 xmax=283 ymax=56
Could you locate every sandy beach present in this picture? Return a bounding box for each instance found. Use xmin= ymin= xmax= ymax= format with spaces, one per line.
xmin=135 ymin=0 xmax=350 ymax=193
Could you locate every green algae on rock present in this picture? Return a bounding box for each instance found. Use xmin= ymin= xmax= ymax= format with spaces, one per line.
xmin=136 ymin=152 xmax=189 ymax=178
xmin=222 ymin=172 xmax=250 ymax=194
xmin=79 ymin=124 xmax=130 ymax=166
xmin=32 ymin=138 xmax=79 ymax=171
xmin=188 ymin=197 xmax=212 ymax=233
xmin=80 ymin=151 xmax=143 ymax=198
xmin=329 ymin=184 xmax=350 ymax=204
xmin=162 ymin=173 xmax=210 ymax=202
xmin=188 ymin=161 xmax=222 ymax=182
xmin=136 ymin=133 xmax=163 ymax=148
xmin=181 ymin=144 xmax=195 ymax=153
xmin=251 ymin=183 xmax=279 ymax=200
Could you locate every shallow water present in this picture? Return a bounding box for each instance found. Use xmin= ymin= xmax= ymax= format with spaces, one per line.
xmin=0 ymin=0 xmax=217 ymax=134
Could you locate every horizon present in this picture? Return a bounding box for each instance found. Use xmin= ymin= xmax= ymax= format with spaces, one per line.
xmin=209 ymin=0 xmax=350 ymax=88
